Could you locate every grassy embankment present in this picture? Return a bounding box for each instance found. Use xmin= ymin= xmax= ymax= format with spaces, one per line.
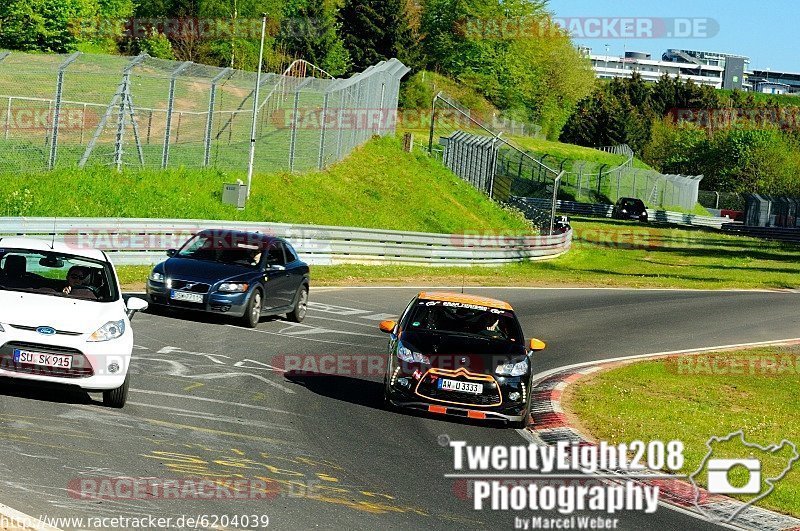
xmin=566 ymin=346 xmax=800 ymax=517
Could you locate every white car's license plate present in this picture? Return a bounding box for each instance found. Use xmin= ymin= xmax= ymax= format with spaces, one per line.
xmin=171 ymin=290 xmax=204 ymax=303
xmin=13 ymin=349 xmax=72 ymax=369
xmin=438 ymin=378 xmax=483 ymax=395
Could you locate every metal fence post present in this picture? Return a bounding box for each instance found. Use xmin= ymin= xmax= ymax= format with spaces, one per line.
xmin=0 ymin=53 xmax=11 ymax=140
xmin=428 ymin=92 xmax=442 ymax=154
xmin=204 ymin=67 xmax=232 ymax=167
xmin=317 ymin=87 xmax=332 ymax=170
xmin=47 ymin=52 xmax=81 ymax=169
xmin=4 ymin=97 xmax=11 ymax=140
xmin=550 ymin=172 xmax=564 ymax=235
xmin=162 ymin=61 xmax=192 ymax=169
xmin=288 ymin=78 xmax=312 ymax=172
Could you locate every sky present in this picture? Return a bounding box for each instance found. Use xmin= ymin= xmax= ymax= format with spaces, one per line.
xmin=547 ymin=0 xmax=799 ymax=73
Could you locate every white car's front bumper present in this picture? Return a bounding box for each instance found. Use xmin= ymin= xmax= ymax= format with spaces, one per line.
xmin=0 ymin=327 xmax=132 ymax=391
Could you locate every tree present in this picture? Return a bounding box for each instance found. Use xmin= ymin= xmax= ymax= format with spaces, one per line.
xmin=279 ymin=0 xmax=350 ymax=76
xmin=0 ymin=0 xmax=98 ymax=52
xmin=339 ymin=0 xmax=416 ymax=73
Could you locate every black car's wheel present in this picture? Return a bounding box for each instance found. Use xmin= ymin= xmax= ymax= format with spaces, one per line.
xmin=287 ymin=285 xmax=308 ymax=323
xmin=103 ymin=373 xmax=130 ymax=408
xmin=242 ymin=289 xmax=263 ymax=328
xmin=383 ymin=376 xmax=397 ymax=411
xmin=510 ymin=409 xmax=531 ymax=429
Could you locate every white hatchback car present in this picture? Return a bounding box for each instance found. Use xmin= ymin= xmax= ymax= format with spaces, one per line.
xmin=0 ymin=238 xmax=148 ymax=407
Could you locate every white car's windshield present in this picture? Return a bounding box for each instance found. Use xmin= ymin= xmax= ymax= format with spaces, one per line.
xmin=0 ymin=249 xmax=119 ymax=302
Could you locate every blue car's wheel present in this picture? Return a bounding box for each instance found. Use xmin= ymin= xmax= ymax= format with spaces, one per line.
xmin=242 ymin=289 xmax=262 ymax=328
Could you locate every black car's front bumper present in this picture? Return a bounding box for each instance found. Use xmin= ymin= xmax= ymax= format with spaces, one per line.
xmin=386 ymin=365 xmax=530 ymax=422
xmin=146 ymin=281 xmax=250 ymax=317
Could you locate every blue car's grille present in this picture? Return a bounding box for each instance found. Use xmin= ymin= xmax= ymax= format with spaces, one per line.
xmin=170 ymin=279 xmax=211 ymax=293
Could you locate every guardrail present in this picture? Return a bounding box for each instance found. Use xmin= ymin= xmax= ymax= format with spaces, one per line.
xmin=511 ymin=197 xmax=734 ymax=230
xmin=721 ymin=224 xmax=800 ymax=243
xmin=0 ymin=218 xmax=572 ymax=267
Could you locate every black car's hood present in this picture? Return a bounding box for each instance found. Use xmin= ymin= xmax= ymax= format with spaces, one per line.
xmin=162 ymin=257 xmax=255 ymax=283
xmin=401 ymin=329 xmax=527 ymax=374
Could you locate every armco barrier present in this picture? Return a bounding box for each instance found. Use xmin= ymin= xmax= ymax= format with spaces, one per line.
xmin=0 ymin=218 xmax=572 ymax=267
xmin=512 ymin=197 xmax=733 ymax=230
xmin=721 ymin=224 xmax=800 ymax=243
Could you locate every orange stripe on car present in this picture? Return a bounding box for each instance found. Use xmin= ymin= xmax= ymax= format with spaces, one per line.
xmin=417 ymin=291 xmax=513 ymax=311
xmin=428 ymin=405 xmax=447 ymax=415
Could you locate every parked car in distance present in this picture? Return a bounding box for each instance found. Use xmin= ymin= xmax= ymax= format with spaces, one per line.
xmin=146 ymin=230 xmax=310 ymax=327
xmin=612 ymin=197 xmax=649 ymax=222
xmin=0 ymin=238 xmax=148 ymax=408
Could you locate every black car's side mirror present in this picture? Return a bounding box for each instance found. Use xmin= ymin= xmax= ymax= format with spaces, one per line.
xmin=166 ymin=249 xmax=177 ymax=257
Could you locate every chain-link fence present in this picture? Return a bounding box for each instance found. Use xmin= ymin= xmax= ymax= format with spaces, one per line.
xmin=0 ymin=50 xmax=409 ymax=174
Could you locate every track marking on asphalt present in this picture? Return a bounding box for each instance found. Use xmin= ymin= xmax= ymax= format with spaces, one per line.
xmin=276 ymin=321 xmax=383 ymax=339
xmin=531 ymin=336 xmax=800 ymax=385
xmin=182 ymin=382 xmax=204 ymax=391
xmin=227 ymin=324 xmax=378 ymax=347
xmin=146 ymin=357 xmax=296 ymax=394
xmin=129 ymin=389 xmax=310 ymax=417
xmin=297 ymin=313 xmax=387 ymax=329
xmin=125 ymin=402 xmax=299 ymax=433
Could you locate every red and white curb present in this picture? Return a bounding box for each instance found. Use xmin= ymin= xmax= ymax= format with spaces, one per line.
xmin=524 ymin=343 xmax=800 ymax=531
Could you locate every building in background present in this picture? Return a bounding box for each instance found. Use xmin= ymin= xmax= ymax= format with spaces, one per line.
xmin=749 ymin=69 xmax=800 ymax=95
xmin=585 ymin=49 xmax=726 ymax=88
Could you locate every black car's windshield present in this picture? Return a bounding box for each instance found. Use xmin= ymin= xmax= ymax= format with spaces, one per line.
xmin=0 ymin=249 xmax=119 ymax=302
xmin=406 ymin=299 xmax=524 ymax=343
xmin=620 ymin=199 xmax=645 ymax=209
xmin=177 ymin=234 xmax=264 ymax=267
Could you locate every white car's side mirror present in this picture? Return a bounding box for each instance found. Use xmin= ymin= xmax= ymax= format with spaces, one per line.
xmin=126 ymin=297 xmax=149 ymax=319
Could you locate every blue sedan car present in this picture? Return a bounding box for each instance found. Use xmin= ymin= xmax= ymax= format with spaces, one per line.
xmin=146 ymin=230 xmax=310 ymax=327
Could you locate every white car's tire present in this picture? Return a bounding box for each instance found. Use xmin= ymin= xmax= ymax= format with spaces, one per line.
xmin=103 ymin=373 xmax=130 ymax=408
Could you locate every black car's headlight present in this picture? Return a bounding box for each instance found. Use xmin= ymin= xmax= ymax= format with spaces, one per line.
xmin=218 ymin=282 xmax=250 ymax=293
xmin=496 ymin=357 xmax=529 ymax=377
xmin=397 ymin=341 xmax=430 ymax=364
xmin=149 ymin=271 xmax=164 ymax=282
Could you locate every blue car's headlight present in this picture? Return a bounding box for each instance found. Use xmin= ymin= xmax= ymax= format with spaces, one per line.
xmin=149 ymin=271 xmax=164 ymax=282
xmin=496 ymin=357 xmax=529 ymax=377
xmin=397 ymin=341 xmax=430 ymax=364
xmin=218 ymin=283 xmax=250 ymax=293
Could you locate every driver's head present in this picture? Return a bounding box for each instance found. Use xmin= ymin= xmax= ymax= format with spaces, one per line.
xmin=66 ymin=266 xmax=91 ymax=287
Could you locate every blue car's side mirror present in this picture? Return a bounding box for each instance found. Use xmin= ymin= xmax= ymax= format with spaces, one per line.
xmin=166 ymin=249 xmax=177 ymax=257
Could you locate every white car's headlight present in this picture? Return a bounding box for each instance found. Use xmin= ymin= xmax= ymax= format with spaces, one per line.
xmin=397 ymin=342 xmax=430 ymax=364
xmin=496 ymin=357 xmax=529 ymax=377
xmin=88 ymin=320 xmax=126 ymax=342
xmin=149 ymin=271 xmax=164 ymax=282
xmin=218 ymin=283 xmax=249 ymax=293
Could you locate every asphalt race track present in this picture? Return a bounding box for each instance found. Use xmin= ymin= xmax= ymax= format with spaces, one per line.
xmin=0 ymin=287 xmax=798 ymax=530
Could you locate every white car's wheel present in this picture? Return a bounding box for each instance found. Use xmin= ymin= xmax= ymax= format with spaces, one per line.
xmin=103 ymin=373 xmax=130 ymax=408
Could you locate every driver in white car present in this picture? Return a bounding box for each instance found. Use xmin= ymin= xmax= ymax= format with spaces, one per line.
xmin=62 ymin=266 xmax=97 ymax=300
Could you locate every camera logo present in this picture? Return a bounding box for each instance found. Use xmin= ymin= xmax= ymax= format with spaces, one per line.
xmin=689 ymin=431 xmax=798 ymax=522
xmin=706 ymin=458 xmax=761 ymax=494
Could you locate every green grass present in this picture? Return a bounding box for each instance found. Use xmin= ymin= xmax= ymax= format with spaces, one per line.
xmin=510 ymin=136 xmax=651 ymax=170
xmin=117 ymin=216 xmax=800 ymax=291
xmin=565 ymin=347 xmax=800 ymax=517
xmin=0 ymin=135 xmax=531 ymax=234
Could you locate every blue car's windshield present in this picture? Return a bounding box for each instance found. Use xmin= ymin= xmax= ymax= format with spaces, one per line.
xmin=177 ymin=234 xmax=263 ymax=267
